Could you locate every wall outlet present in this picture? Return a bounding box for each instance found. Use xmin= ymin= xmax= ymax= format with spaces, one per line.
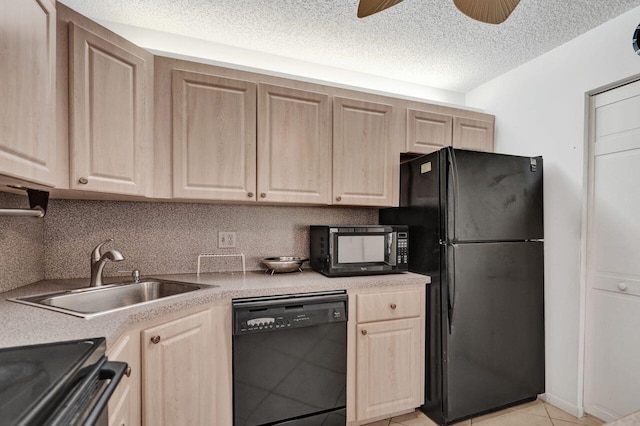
xmin=218 ymin=231 xmax=236 ymax=248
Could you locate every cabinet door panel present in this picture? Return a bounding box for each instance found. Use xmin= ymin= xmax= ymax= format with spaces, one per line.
xmin=452 ymin=117 xmax=494 ymax=152
xmin=0 ymin=0 xmax=56 ymax=185
xmin=333 ymin=97 xmax=393 ymax=206
xmin=356 ymin=317 xmax=422 ymax=420
xmin=407 ymin=109 xmax=452 ymax=154
xmin=142 ymin=310 xmax=213 ymax=426
xmin=257 ymin=84 xmax=330 ymax=204
xmin=173 ymin=71 xmax=256 ymax=201
xmin=69 ymin=23 xmax=152 ymax=194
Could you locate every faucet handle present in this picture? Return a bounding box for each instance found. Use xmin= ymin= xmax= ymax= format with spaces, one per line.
xmin=91 ymin=238 xmax=114 ymax=261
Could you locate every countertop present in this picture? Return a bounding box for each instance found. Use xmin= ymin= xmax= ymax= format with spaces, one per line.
xmin=0 ymin=270 xmax=429 ymax=349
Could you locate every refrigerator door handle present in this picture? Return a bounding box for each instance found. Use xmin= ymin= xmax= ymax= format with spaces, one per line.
xmin=447 ymin=244 xmax=456 ymax=334
xmin=447 ymin=147 xmax=460 ymax=243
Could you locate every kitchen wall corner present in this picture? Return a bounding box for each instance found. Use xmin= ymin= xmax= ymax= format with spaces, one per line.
xmin=0 ymin=192 xmax=45 ymax=292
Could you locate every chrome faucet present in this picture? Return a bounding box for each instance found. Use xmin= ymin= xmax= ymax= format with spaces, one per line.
xmin=90 ymin=239 xmax=124 ymax=286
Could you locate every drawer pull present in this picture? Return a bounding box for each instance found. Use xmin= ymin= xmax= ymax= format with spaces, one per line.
xmin=150 ymin=335 xmax=161 ymax=344
xmin=617 ymin=282 xmax=628 ymax=292
xmin=125 ymin=366 xmax=131 ymax=377
xmin=361 ymin=329 xmax=368 ymax=336
xmin=390 ymin=303 xmax=397 ymax=310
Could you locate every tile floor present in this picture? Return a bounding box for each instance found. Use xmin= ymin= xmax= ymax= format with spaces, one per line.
xmin=366 ymin=399 xmax=605 ymax=426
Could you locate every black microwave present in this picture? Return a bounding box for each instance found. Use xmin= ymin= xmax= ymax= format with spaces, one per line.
xmin=309 ymin=225 xmax=408 ymax=277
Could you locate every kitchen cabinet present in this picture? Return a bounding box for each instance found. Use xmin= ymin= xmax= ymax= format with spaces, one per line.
xmin=0 ymin=0 xmax=57 ymax=186
xmin=257 ymin=83 xmax=331 ymax=204
xmin=142 ymin=309 xmax=214 ymax=425
xmin=406 ymin=109 xmax=453 ymax=154
xmin=107 ymin=332 xmax=141 ymax=426
xmin=452 ymin=116 xmax=494 ymax=152
xmin=63 ymin=7 xmax=154 ymax=195
xmin=171 ymin=69 xmax=257 ymax=201
xmin=333 ymin=97 xmax=395 ymax=207
xmin=406 ymin=108 xmax=494 ymax=154
xmin=347 ymin=285 xmax=425 ymax=425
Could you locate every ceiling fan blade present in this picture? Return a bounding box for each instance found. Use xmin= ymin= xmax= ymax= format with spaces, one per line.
xmin=357 ymin=0 xmax=404 ymax=18
xmin=452 ymin=0 xmax=520 ymax=24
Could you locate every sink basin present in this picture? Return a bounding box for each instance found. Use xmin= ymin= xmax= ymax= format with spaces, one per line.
xmin=10 ymin=279 xmax=210 ymax=318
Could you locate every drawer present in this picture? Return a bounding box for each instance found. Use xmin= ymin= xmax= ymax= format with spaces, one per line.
xmin=356 ymin=288 xmax=422 ymax=323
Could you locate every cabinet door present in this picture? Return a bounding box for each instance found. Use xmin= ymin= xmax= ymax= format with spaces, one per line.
xmin=406 ymin=109 xmax=452 ymax=154
xmin=0 ymin=0 xmax=56 ymax=185
xmin=69 ymin=22 xmax=153 ymax=195
xmin=172 ymin=70 xmax=257 ymax=201
xmin=257 ymin=84 xmax=331 ymax=204
xmin=356 ymin=317 xmax=422 ymax=421
xmin=333 ymin=97 xmax=394 ymax=206
xmin=452 ymin=117 xmax=494 ymax=152
xmin=107 ymin=333 xmax=141 ymax=426
xmin=142 ymin=310 xmax=214 ymax=426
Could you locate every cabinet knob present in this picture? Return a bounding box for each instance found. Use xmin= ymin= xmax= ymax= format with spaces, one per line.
xmin=390 ymin=303 xmax=397 ymax=310
xmin=361 ymin=329 xmax=368 ymax=336
xmin=125 ymin=366 xmax=131 ymax=377
xmin=247 ymin=192 xmax=254 ymax=198
xmin=336 ymin=196 xmax=342 ymax=202
xmin=150 ymin=335 xmax=161 ymax=344
xmin=260 ymin=193 xmax=267 ymax=198
xmin=78 ymin=177 xmax=88 ymax=184
xmin=617 ymin=282 xmax=628 ymax=292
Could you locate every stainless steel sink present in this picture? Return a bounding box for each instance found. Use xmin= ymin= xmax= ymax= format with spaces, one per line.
xmin=10 ymin=279 xmax=210 ymax=318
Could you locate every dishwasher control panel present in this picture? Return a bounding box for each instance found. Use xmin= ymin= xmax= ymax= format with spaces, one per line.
xmin=232 ymin=291 xmax=348 ymax=335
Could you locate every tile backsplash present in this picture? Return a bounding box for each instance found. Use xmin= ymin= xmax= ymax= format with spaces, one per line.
xmin=0 ymin=192 xmax=45 ymax=292
xmin=44 ymin=199 xmax=378 ymax=281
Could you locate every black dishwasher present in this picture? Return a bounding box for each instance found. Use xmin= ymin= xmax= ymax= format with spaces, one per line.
xmin=232 ymin=291 xmax=348 ymax=425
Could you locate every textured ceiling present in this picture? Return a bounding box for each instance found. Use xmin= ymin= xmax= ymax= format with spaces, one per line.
xmin=59 ymin=0 xmax=640 ymax=92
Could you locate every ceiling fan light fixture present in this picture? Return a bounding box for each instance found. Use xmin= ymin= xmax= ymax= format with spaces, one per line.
xmin=357 ymin=0 xmax=404 ymax=18
xmin=452 ymin=0 xmax=520 ymax=24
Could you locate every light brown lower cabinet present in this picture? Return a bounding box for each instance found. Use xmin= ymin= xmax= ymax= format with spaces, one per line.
xmin=107 ymin=332 xmax=141 ymax=426
xmin=107 ymin=301 xmax=232 ymax=426
xmin=347 ymin=285 xmax=426 ymax=425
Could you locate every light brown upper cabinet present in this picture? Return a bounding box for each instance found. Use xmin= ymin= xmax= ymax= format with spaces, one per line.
xmin=333 ymin=97 xmax=395 ymax=207
xmin=406 ymin=109 xmax=453 ymax=154
xmin=171 ymin=70 xmax=257 ymax=201
xmin=257 ymin=84 xmax=331 ymax=204
xmin=66 ymin=17 xmax=153 ymax=195
xmin=0 ymin=0 xmax=57 ymax=186
xmin=452 ymin=116 xmax=495 ymax=152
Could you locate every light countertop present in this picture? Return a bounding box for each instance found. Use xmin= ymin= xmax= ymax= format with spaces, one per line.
xmin=0 ymin=270 xmax=429 ymax=349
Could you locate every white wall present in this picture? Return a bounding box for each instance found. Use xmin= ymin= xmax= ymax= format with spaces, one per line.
xmin=466 ymin=6 xmax=640 ymax=417
xmin=95 ymin=20 xmax=466 ymax=107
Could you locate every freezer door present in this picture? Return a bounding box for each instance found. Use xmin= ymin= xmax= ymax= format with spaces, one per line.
xmin=447 ymin=149 xmax=543 ymax=242
xmin=443 ymin=241 xmax=544 ymax=422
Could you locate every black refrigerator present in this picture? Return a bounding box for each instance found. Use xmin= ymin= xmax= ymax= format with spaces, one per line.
xmin=380 ymin=147 xmax=544 ymax=425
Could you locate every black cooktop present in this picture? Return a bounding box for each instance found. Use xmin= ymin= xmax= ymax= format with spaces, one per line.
xmin=0 ymin=338 xmax=105 ymax=426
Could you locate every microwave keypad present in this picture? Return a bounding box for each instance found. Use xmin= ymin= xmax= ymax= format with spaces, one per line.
xmin=397 ymin=239 xmax=408 ymax=264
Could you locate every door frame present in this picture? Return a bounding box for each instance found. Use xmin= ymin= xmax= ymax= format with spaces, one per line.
xmin=579 ymin=75 xmax=640 ymax=418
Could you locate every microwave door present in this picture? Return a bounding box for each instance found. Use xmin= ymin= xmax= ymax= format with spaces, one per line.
xmin=332 ymin=233 xmax=389 ymax=267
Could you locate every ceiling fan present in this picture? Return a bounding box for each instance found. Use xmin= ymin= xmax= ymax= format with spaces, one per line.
xmin=357 ymin=0 xmax=521 ymax=24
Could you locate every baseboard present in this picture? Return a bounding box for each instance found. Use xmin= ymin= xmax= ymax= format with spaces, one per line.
xmin=541 ymin=393 xmax=582 ymax=418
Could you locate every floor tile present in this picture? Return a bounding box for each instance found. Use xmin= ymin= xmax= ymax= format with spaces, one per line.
xmin=364 ymin=419 xmax=390 ymax=426
xmin=391 ymin=410 xmax=438 ymax=425
xmin=471 ymin=410 xmax=553 ymax=425
xmin=544 ymin=403 xmax=604 ymax=426
xmin=509 ymin=399 xmax=550 ymax=418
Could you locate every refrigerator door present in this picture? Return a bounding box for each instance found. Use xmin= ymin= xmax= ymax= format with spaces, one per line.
xmin=443 ymin=241 xmax=544 ymax=422
xmin=446 ymin=148 xmax=543 ymax=243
